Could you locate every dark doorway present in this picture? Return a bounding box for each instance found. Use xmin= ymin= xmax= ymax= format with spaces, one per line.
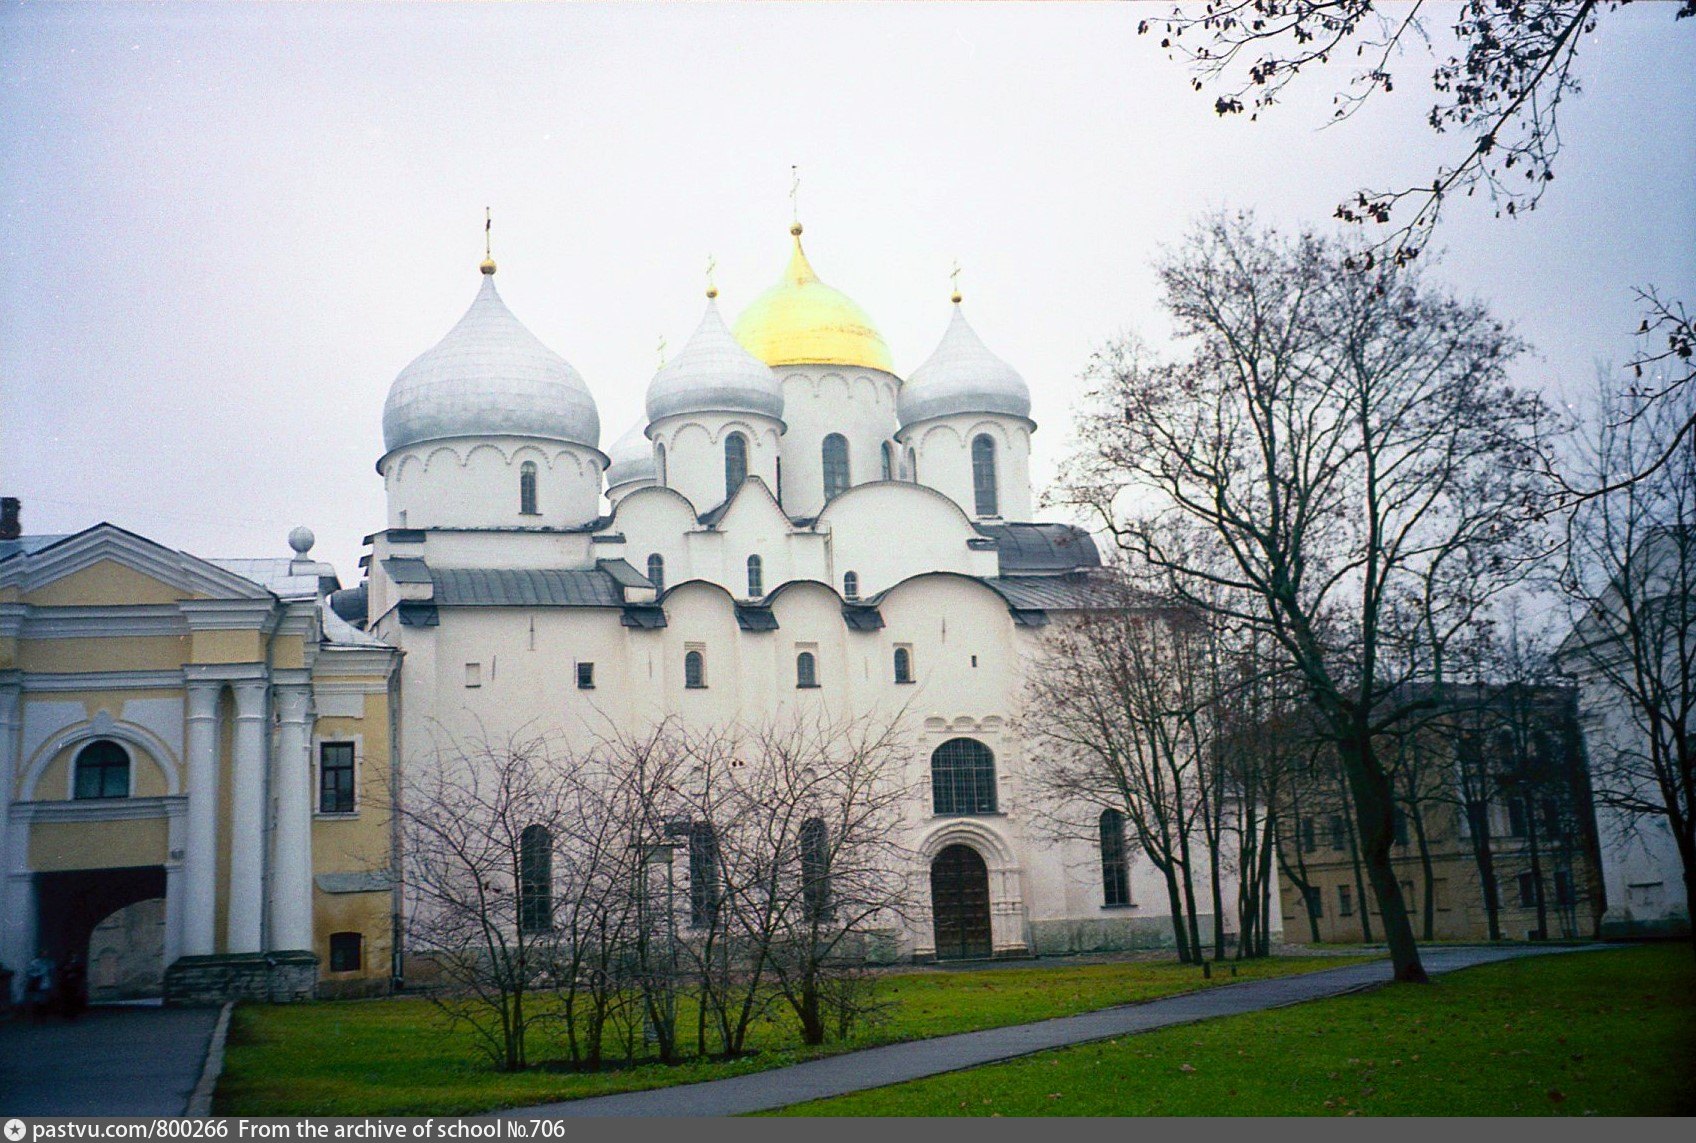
xmin=930 ymin=844 xmax=992 ymax=960
xmin=35 ymin=867 xmax=168 ymax=998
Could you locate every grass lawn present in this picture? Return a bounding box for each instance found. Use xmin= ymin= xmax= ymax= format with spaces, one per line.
xmin=773 ymin=944 xmax=1696 ymax=1117
xmin=216 ymin=954 xmax=1368 ymax=1115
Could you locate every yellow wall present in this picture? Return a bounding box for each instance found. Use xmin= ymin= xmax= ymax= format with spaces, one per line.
xmin=18 ymin=635 xmax=190 ymax=674
xmin=29 ymin=817 xmax=169 ymax=871
xmin=190 ymin=628 xmax=266 ymax=665
xmin=21 ymin=560 xmax=200 ymax=607
xmin=314 ymin=891 xmax=392 ymax=984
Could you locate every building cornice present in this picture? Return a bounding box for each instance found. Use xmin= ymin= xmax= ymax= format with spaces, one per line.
xmin=10 ymin=794 xmax=187 ymax=824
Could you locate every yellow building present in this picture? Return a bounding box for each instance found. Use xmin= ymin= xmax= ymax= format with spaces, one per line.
xmin=1 ymin=514 xmax=400 ymax=1003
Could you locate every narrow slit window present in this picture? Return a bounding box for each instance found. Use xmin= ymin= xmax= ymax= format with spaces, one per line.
xmin=894 ymin=645 xmax=914 ymax=684
xmin=822 ymin=433 xmax=851 ymax=500
xmin=843 ymin=571 xmax=859 ymax=601
xmin=647 ymin=553 xmax=665 ymax=595
xmin=724 ymin=432 xmax=749 ymax=500
xmin=796 ymin=651 xmax=818 ymax=688
xmin=685 ymin=649 xmax=706 ymax=689
xmin=971 ymin=434 xmax=998 ymax=516
xmin=747 ymin=554 xmax=764 ymax=598
xmin=1100 ymin=808 xmax=1131 ymax=906
xmin=519 ymin=461 xmax=539 ymax=515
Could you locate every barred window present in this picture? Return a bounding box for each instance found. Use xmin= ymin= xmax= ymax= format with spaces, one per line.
xmin=690 ymin=821 xmax=720 ymax=926
xmin=319 ymin=742 xmax=355 ymax=814
xmin=800 ymin=817 xmax=830 ymax=923
xmin=1100 ymin=808 xmax=1130 ymax=906
xmin=842 ymin=571 xmax=859 ymax=601
xmin=823 ymin=433 xmax=851 ymax=500
xmin=893 ymin=646 xmax=914 ymax=684
xmin=725 ymin=432 xmax=749 ymax=499
xmin=747 ymin=554 xmax=764 ymax=598
xmin=796 ymin=651 xmax=818 ymax=688
xmin=971 ymin=435 xmax=998 ymax=516
xmin=519 ymin=461 xmax=539 ymax=515
xmin=74 ymin=740 xmax=129 ymax=800
xmin=328 ymin=931 xmax=362 ymax=972
xmin=931 ymin=737 xmax=997 ymax=816
xmin=519 ymin=825 xmax=553 ymax=933
xmin=685 ymin=649 xmax=706 ymax=689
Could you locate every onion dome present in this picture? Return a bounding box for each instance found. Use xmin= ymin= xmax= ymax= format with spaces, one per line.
xmin=382 ymin=268 xmax=601 ymax=454
xmin=898 ymin=299 xmax=1031 ymax=428
xmin=732 ymin=224 xmax=894 ymax=372
xmin=604 ymin=417 xmax=657 ymax=489
xmin=646 ymin=296 xmax=784 ymax=422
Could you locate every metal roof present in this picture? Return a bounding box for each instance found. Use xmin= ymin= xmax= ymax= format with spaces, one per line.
xmin=382 ymin=557 xmax=432 ymax=584
xmin=0 ymin=534 xmax=71 ymax=563
xmin=735 ymin=605 xmax=779 ymax=631
xmin=982 ymin=574 xmax=1111 ymax=611
xmin=430 ymin=567 xmax=624 ymax=608
xmin=597 ymin=558 xmax=651 ymax=589
xmin=974 ymin=523 xmax=1102 ymax=574
xmin=842 ymin=605 xmax=885 ymax=631
xmin=899 ymin=304 xmax=1031 ymax=428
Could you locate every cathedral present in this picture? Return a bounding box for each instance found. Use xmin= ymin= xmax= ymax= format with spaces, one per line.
xmin=0 ymin=218 xmax=1236 ymax=1006
xmin=350 ymin=218 xmax=1194 ymax=966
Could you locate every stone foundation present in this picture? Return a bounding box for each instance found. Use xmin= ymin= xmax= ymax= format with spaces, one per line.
xmin=164 ymin=951 xmax=319 ymax=1006
xmin=1029 ymin=913 xmax=1224 ymax=956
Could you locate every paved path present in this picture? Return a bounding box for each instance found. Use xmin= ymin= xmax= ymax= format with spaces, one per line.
xmin=499 ymin=945 xmax=1595 ymax=1118
xmin=0 ymin=1004 xmax=220 ymax=1116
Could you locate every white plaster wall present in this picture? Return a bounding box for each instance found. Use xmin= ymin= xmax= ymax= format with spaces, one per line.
xmin=817 ymin=483 xmax=998 ymax=599
xmin=648 ymin=414 xmax=782 ymax=518
xmin=382 ymin=437 xmax=606 ymax=530
xmin=899 ymin=414 xmax=1035 ymax=523
xmin=774 ymin=366 xmax=901 ymax=517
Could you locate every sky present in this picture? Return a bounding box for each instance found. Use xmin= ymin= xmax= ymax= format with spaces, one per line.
xmin=3 ymin=1 xmax=1693 ymax=582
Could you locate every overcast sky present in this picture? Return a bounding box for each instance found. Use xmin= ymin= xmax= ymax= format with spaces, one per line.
xmin=3 ymin=2 xmax=1692 ymax=581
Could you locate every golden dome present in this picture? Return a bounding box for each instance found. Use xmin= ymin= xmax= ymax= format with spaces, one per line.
xmin=732 ymin=227 xmax=893 ymax=372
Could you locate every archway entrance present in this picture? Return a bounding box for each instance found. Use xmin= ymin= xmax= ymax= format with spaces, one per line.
xmin=930 ymin=844 xmax=992 ymax=960
xmin=34 ymin=866 xmax=168 ymax=999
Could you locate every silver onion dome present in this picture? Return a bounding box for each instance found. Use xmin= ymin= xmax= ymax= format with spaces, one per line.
xmin=898 ymin=303 xmax=1031 ymax=428
xmin=383 ymin=272 xmax=601 ymax=454
xmin=604 ymin=417 xmax=657 ymax=489
xmin=646 ymin=297 xmax=784 ymax=423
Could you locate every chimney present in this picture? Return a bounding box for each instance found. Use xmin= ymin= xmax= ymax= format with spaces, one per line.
xmin=0 ymin=498 xmax=19 ymax=541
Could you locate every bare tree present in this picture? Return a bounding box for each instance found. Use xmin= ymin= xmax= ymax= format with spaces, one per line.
xmin=1057 ymin=213 xmax=1557 ymax=980
xmin=1139 ymin=2 xmax=1696 ymax=484
xmin=1561 ymin=365 xmax=1696 ymax=952
xmin=399 ymin=728 xmax=572 ymax=1071
xmin=1024 ymin=571 xmax=1215 ymax=962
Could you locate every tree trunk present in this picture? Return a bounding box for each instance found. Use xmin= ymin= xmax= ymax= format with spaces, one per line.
xmin=1410 ymin=800 xmax=1437 ymax=940
xmin=1161 ymin=866 xmax=1194 ymax=963
xmin=1338 ymin=734 xmax=1428 ymax=983
xmin=1341 ymin=795 xmax=1375 ymax=943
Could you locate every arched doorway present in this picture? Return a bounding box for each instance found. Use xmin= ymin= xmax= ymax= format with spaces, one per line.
xmin=930 ymin=844 xmax=992 ymax=960
xmin=34 ymin=866 xmax=168 ymax=1000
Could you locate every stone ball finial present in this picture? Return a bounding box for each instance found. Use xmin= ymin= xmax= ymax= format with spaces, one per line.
xmin=288 ymin=526 xmax=315 ymax=556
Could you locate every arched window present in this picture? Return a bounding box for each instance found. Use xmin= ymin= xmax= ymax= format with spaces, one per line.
xmin=800 ymin=817 xmax=830 ymax=923
xmin=931 ymin=738 xmax=997 ymax=816
xmin=796 ymin=651 xmax=818 ymax=688
xmin=822 ymin=433 xmax=851 ymax=500
xmin=881 ymin=442 xmax=894 ymax=481
xmin=905 ymin=447 xmax=918 ymax=483
xmin=519 ymin=461 xmax=539 ymax=515
xmin=74 ymin=740 xmax=129 ymax=799
xmin=655 ymin=442 xmax=668 ymax=487
xmin=842 ymin=571 xmax=859 ymax=601
xmin=1100 ymin=809 xmax=1131 ymax=906
xmin=972 ymin=434 xmax=999 ymax=517
xmin=893 ymin=646 xmax=914 ymax=684
xmin=647 ymin=553 xmax=665 ymax=595
xmin=684 ymin=649 xmax=706 ymax=689
xmin=724 ymin=432 xmax=749 ymax=499
xmin=690 ymin=821 xmax=720 ymax=926
xmin=746 ymin=554 xmax=764 ymax=598
xmin=519 ymin=824 xmax=553 ymax=933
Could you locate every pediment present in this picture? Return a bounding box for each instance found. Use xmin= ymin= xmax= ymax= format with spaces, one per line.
xmin=1 ymin=524 xmax=274 ymax=605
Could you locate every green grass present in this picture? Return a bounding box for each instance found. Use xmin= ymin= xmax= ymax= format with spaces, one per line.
xmin=215 ymin=954 xmax=1366 ymax=1115
xmin=773 ymin=944 xmax=1696 ymax=1117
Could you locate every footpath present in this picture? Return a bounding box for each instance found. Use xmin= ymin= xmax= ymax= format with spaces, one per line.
xmin=498 ymin=944 xmax=1594 ymax=1118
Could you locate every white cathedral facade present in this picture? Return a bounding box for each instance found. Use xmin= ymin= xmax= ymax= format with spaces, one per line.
xmin=342 ymin=221 xmax=1237 ymax=960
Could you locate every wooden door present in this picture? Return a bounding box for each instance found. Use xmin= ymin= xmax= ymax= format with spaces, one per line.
xmin=930 ymin=844 xmax=992 ymax=960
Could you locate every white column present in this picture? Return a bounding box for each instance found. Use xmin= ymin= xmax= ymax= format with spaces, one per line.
xmin=226 ymin=679 xmax=269 ymax=953
xmin=182 ymin=681 xmax=221 ymax=956
xmin=269 ymin=683 xmax=315 ymax=952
